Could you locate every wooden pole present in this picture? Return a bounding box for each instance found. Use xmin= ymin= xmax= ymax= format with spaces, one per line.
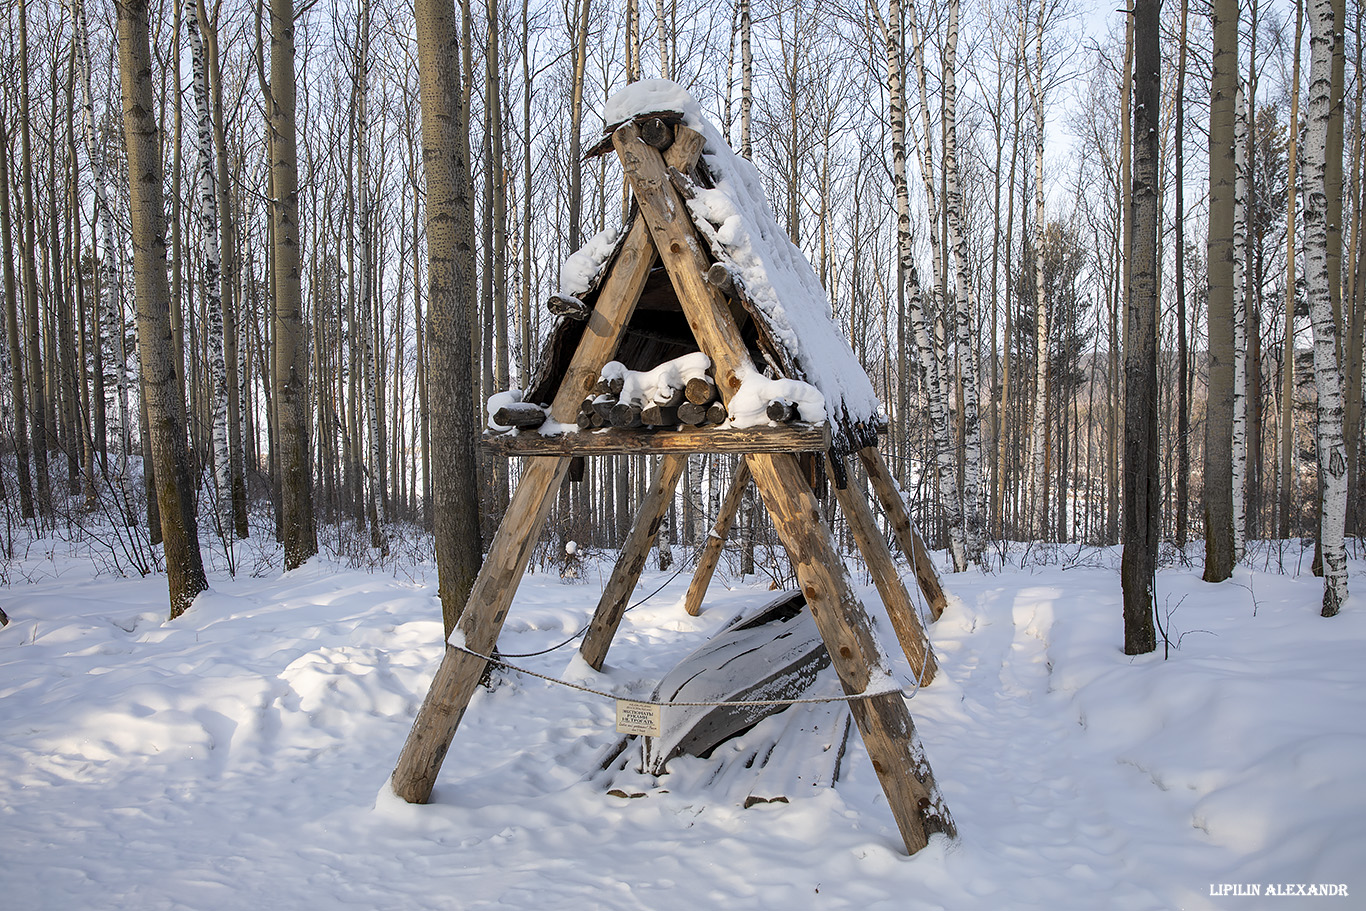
xmin=391 ymin=132 xmax=705 ymax=804
xmin=615 ymin=121 xmax=955 ymax=853
xmin=580 ymin=453 xmax=687 ymax=669
xmin=682 ymin=459 xmax=751 ymax=616
xmin=830 ymin=455 xmax=937 ymax=684
xmin=857 ymin=446 xmax=949 ymax=620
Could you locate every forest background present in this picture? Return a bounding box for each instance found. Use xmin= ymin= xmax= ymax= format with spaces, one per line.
xmin=0 ymin=0 xmax=1361 ymax=633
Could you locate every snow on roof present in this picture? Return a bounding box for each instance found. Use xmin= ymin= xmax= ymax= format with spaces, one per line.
xmin=545 ymin=81 xmax=884 ymax=453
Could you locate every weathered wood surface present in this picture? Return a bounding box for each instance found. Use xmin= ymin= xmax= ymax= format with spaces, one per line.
xmin=682 ymin=459 xmax=752 ymax=617
xmin=390 ymin=132 xmax=707 ymax=805
xmin=746 ymin=452 xmax=956 ymax=851
xmin=550 ymin=130 xmax=704 ymax=424
xmin=829 ymin=455 xmax=937 ymax=685
xmin=579 ymin=454 xmax=689 ymax=670
xmin=617 ymin=121 xmax=955 ymax=853
xmin=856 ymin=446 xmax=949 ymax=620
xmin=390 ymin=455 xmax=570 ymax=802
xmin=482 ymin=424 xmax=830 ymax=456
xmin=684 ymin=375 xmax=718 ymax=405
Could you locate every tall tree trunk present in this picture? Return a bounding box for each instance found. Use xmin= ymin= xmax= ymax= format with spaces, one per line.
xmin=567 ymin=0 xmax=591 ymax=253
xmin=1304 ymin=0 xmax=1349 ymax=615
xmin=0 ymin=113 xmax=34 ymax=520
xmin=1282 ymin=0 xmax=1303 ymax=540
xmin=1204 ymin=0 xmax=1238 ymax=582
xmin=1174 ymin=0 xmax=1190 ymax=550
xmin=202 ymin=3 xmax=249 ymax=539
xmin=941 ymin=0 xmax=983 ymax=562
xmin=415 ymin=0 xmax=484 ymax=637
xmin=267 ymin=0 xmax=318 ymax=569
xmin=115 ymin=0 xmax=209 ymax=617
xmin=187 ymin=0 xmax=234 ymax=541
xmin=1025 ymin=0 xmax=1051 ymax=539
xmin=1233 ymin=81 xmax=1249 ymax=563
xmin=18 ymin=0 xmax=51 ymax=520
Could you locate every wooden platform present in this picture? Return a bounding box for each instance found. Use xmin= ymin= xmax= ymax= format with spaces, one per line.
xmin=482 ymin=423 xmax=830 ymax=456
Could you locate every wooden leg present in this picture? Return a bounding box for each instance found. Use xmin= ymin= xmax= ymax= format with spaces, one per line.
xmin=829 ymin=455 xmax=937 ymax=685
xmin=391 ymin=456 xmax=570 ymax=803
xmin=857 ymin=446 xmax=949 ymax=620
xmin=579 ymin=454 xmax=688 ymax=670
xmin=681 ymin=459 xmax=751 ymax=616
xmin=746 ymin=452 xmax=955 ymax=855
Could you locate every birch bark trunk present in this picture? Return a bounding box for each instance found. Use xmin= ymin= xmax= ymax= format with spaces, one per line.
xmin=187 ymin=0 xmax=234 ymax=542
xmin=1303 ymin=0 xmax=1350 ymax=615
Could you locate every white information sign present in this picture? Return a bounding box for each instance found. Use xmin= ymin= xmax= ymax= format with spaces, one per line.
xmin=615 ymin=699 xmax=662 ymax=737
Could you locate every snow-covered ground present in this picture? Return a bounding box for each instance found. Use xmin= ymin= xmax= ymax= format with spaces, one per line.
xmin=2 ymin=533 xmax=1362 ymax=910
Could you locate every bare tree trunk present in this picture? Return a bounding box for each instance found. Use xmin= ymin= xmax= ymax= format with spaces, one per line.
xmin=1204 ymin=0 xmax=1238 ymax=582
xmin=0 ymin=114 xmax=34 ymax=520
xmin=415 ymin=0 xmax=484 ymax=637
xmin=1304 ymin=0 xmax=1349 ymax=614
xmin=1175 ymin=0 xmax=1190 ymax=550
xmin=1282 ymin=0 xmax=1303 ymax=540
xmin=1025 ymin=0 xmax=1051 ymax=539
xmin=266 ymin=0 xmax=318 ymax=569
xmin=567 ymin=0 xmax=591 ymax=251
xmin=187 ymin=0 xmax=234 ymax=542
xmin=1122 ymin=0 xmax=1160 ymax=656
xmin=1233 ymin=81 xmax=1249 ymax=563
xmin=941 ymin=0 xmax=982 ymax=562
xmin=18 ymin=0 xmax=51 ymax=520
xmin=202 ymin=3 xmax=249 ymax=539
xmin=115 ymin=0 xmax=208 ymax=617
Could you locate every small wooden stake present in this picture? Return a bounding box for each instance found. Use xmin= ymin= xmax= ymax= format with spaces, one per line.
xmin=682 ymin=459 xmax=752 ymax=616
xmin=579 ymin=454 xmax=688 ymax=670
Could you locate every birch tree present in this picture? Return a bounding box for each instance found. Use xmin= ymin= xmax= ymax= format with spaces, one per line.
xmin=1303 ymin=0 xmax=1349 ymax=615
xmin=186 ymin=0 xmax=234 ymax=542
xmin=1232 ymin=79 xmax=1248 ymax=563
xmin=941 ymin=0 xmax=984 ymax=562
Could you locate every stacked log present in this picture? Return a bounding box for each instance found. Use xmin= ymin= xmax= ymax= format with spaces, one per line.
xmin=572 ymin=367 xmax=729 ymax=429
xmin=569 ymin=364 xmax=806 ymax=432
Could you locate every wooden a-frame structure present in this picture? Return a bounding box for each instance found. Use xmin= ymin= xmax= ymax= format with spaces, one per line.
xmin=391 ymin=115 xmax=956 ymax=855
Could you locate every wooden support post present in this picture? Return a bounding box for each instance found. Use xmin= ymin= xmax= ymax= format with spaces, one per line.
xmin=390 ymin=456 xmax=570 ymax=802
xmin=390 ymin=132 xmax=707 ymax=805
xmin=747 ymin=452 xmax=956 ymax=854
xmin=682 ymin=459 xmax=751 ymax=616
xmin=615 ymin=123 xmax=954 ymax=854
xmin=829 ymin=455 xmax=937 ymax=685
xmin=579 ymin=453 xmax=688 ymax=670
xmin=856 ymin=447 xmax=949 ymax=620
